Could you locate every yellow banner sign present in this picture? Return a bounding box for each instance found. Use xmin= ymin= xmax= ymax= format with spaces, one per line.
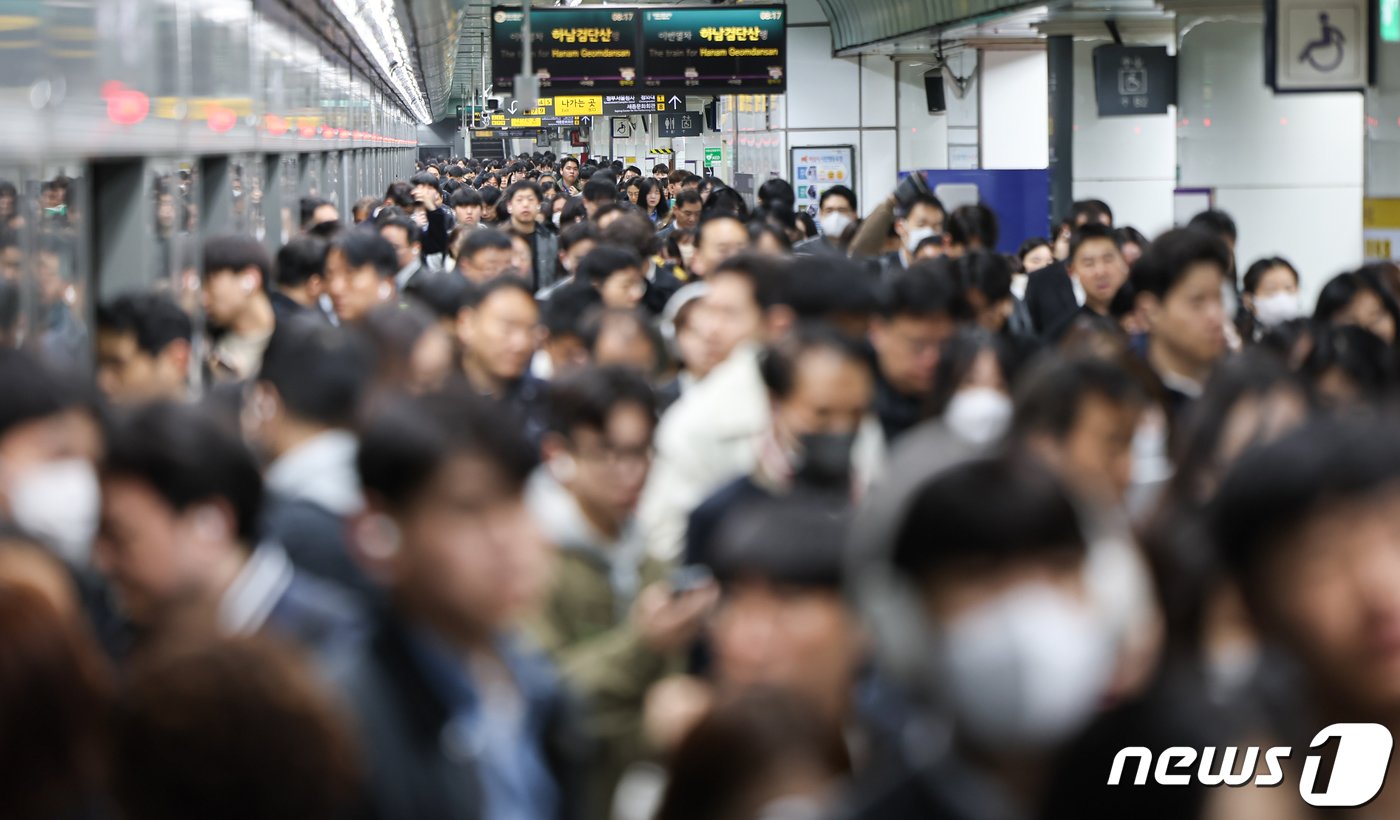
xmin=554 ymin=96 xmax=604 ymax=116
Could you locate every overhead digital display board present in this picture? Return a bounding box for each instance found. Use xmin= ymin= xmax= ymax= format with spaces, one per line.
xmin=641 ymin=6 xmax=786 ymax=93
xmin=491 ymin=7 xmax=640 ymax=93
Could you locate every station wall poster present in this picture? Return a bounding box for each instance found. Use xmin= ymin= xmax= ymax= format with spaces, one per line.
xmin=790 ymin=145 xmax=855 ymax=218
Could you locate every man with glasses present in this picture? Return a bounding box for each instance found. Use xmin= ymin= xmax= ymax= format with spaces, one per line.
xmin=526 ymin=365 xmax=717 ymax=819
xmin=458 ymin=276 xmax=549 ymax=447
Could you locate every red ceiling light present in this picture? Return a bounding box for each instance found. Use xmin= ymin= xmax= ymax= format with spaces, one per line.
xmin=206 ymin=105 xmax=237 ymax=133
xmin=102 ymin=81 xmax=149 ymax=126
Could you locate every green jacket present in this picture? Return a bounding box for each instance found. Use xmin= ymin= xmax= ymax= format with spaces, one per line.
xmin=525 ymin=471 xmax=675 ymax=820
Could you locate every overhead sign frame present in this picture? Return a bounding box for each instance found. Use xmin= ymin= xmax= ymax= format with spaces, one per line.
xmin=658 ymin=111 xmax=704 ymax=137
xmin=1266 ymin=0 xmax=1375 ymax=93
xmin=491 ymin=7 xmax=641 ymax=93
xmin=1091 ymin=45 xmax=1175 ymax=117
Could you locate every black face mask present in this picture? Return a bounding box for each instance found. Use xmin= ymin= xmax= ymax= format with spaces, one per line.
xmin=794 ymin=432 xmax=857 ymax=489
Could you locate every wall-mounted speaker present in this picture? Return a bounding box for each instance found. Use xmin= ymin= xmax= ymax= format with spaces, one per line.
xmin=924 ymin=69 xmax=946 ymax=114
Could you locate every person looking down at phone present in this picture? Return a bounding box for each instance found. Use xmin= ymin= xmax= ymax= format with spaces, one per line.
xmin=525 ymin=365 xmax=718 ymax=819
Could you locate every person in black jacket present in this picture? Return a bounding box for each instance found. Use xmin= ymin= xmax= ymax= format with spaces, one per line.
xmin=411 ymin=172 xmax=455 ymax=269
xmin=1024 ymin=200 xmax=1114 ymax=337
xmin=335 ymin=387 xmax=589 ymax=820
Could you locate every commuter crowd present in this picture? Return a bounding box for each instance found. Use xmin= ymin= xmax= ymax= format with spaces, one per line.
xmin=4 ymin=151 xmax=1400 ymax=820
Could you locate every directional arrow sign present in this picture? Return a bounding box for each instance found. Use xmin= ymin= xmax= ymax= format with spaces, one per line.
xmin=509 ymin=100 xmax=519 ymax=114
xmin=668 ymin=95 xmax=682 ymax=107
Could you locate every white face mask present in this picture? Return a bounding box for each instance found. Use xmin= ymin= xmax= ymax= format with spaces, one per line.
xmin=551 ymin=211 xmax=562 ymax=228
xmin=938 ymin=582 xmax=1112 ymax=750
xmin=9 ymin=458 xmax=100 ymax=565
xmin=1253 ymin=291 xmax=1303 ymax=327
xmin=943 ymin=387 xmax=1012 ymax=447
xmin=904 ymin=226 xmax=938 ymax=254
xmin=819 ymin=211 xmax=852 ymax=239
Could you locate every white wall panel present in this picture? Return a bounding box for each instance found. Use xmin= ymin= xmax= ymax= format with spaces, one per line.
xmin=982 ymin=49 xmax=1048 ymax=170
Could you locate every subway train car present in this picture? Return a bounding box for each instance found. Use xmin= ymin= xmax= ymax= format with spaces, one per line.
xmin=0 ymin=0 xmax=456 ymax=363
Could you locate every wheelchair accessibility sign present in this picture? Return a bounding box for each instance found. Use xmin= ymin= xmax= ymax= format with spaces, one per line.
xmin=1270 ymin=0 xmax=1370 ymax=91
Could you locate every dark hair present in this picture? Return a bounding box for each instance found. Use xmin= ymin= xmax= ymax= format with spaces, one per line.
xmin=1211 ymin=418 xmax=1400 ymax=585
xmin=1300 ymin=323 xmax=1399 ymax=403
xmin=581 ymin=308 xmax=664 ymax=374
xmin=0 ymin=349 xmax=87 ymax=440
xmin=275 ymin=236 xmax=329 ymax=288
xmin=409 ymin=172 xmax=440 ymax=190
xmin=927 ymin=327 xmax=1016 ymax=417
xmin=403 ymin=271 xmax=472 ymax=320
xmin=783 ymin=255 xmax=879 ymax=320
xmin=464 ymin=274 xmax=536 ymax=310
xmin=947 ymin=249 xmax=1012 ymax=304
xmin=600 ymin=212 xmax=658 ymax=259
xmin=1129 ymin=228 xmax=1231 ymax=300
xmin=111 ymin=638 xmax=358 ymax=820
xmin=383 ymin=182 xmax=414 ymax=209
xmin=578 ymin=246 xmax=643 ymax=286
xmin=711 ymin=495 xmax=850 ymax=589
xmin=946 ymin=204 xmax=1000 ymax=250
xmin=1018 ymin=237 xmax=1052 ymax=264
xmin=1242 ymin=257 xmax=1300 ymax=295
xmin=893 ymin=453 xmax=1085 ymax=579
xmin=757 ymin=178 xmax=796 ymax=213
xmin=879 ymin=261 xmax=967 ymax=320
xmin=651 ymin=163 xmax=669 ymax=175
xmin=503 ymin=180 xmax=543 ymax=205
xmin=105 ymin=402 xmax=263 ymax=542
xmin=545 ymin=364 xmax=656 ymax=438
xmin=257 ymin=319 xmax=372 ymax=427
xmin=560 ymin=156 xmax=580 ymax=170
xmin=1068 ymin=222 xmax=1119 ymax=263
xmin=542 ymin=282 xmax=602 ymax=338
xmin=558 ymin=221 xmax=599 ymax=257
xmin=1071 ymin=199 xmax=1114 ymax=226
xmin=449 ymin=188 xmax=483 ymax=209
xmin=1011 ymin=354 xmax=1148 ymax=441
xmin=1114 ymin=226 xmax=1150 ymax=253
xmin=673 ymin=188 xmax=704 ymax=210
xmin=1187 ymin=209 xmax=1238 ymax=243
xmin=203 ymin=234 xmax=272 ymax=290
xmin=582 ymin=178 xmax=618 ymax=204
xmin=299 ymin=197 xmax=334 ymax=229
xmin=1314 ymin=269 xmax=1400 ymax=334
xmin=458 ymin=227 xmax=513 ymax=262
xmin=710 ymin=252 xmax=791 ymax=311
xmin=331 ymin=229 xmax=398 ymax=280
xmin=97 ymin=292 xmax=193 ymax=356
xmin=759 ymin=322 xmax=869 ymax=399
xmin=894 ymin=193 xmax=945 ymax=220
xmin=638 ymin=178 xmax=670 ymax=220
xmin=704 ymin=186 xmax=750 ymax=220
xmin=357 ymin=386 xmax=537 ymax=509
xmin=746 ymin=220 xmax=792 ymax=253
xmin=818 ymin=185 xmax=857 ymax=213
xmin=376 ymin=215 xmax=419 ymax=248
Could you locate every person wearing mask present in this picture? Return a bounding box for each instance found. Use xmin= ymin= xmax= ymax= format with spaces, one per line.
xmin=503 ymin=180 xmax=559 ymax=292
xmin=95 ymin=402 xmax=362 ymax=657
xmin=378 ymin=213 xmax=424 ymax=291
xmin=456 ymin=228 xmax=516 ymax=285
xmin=458 ymin=276 xmax=549 ymax=447
xmin=686 ymin=212 xmax=750 ymax=281
xmin=247 ymin=319 xmax=376 ymax=601
xmin=685 ymin=324 xmax=874 ymax=569
xmin=1045 ymin=223 xmax=1130 ymax=343
xmin=96 ymin=292 xmax=193 ymax=405
xmin=582 ymin=178 xmax=619 ymax=220
xmin=657 ymin=189 xmax=703 ymax=242
xmin=1131 ymin=228 xmax=1232 ymax=422
xmin=868 ymin=264 xmax=964 ymax=442
xmin=0 ymin=349 xmax=103 ymax=566
xmin=324 ymin=229 xmax=399 ymax=324
xmin=579 ymin=246 xmax=647 ymax=311
xmin=339 ymin=387 xmax=585 ymax=820
xmin=1025 ymin=200 xmax=1115 ymax=336
xmin=840 ymin=453 xmax=1115 ymax=820
xmin=271 ymin=235 xmax=332 ymax=324
xmin=1238 ymin=257 xmax=1302 ymax=340
xmin=794 ymin=185 xmax=858 ymax=258
xmin=202 ymin=234 xmax=278 ymax=383
xmin=559 ymin=156 xmax=583 ymax=197
xmin=450 ymin=187 xmax=484 ymax=230
xmin=527 ymin=365 xmax=717 ymax=819
xmin=878 ymin=194 xmax=947 ymax=279
xmin=924 ymin=327 xmax=1020 ymax=449
xmin=410 ymin=172 xmax=454 ymax=269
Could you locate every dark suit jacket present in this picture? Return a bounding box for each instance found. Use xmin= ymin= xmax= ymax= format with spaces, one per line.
xmin=262 ymin=495 xmax=379 ymax=604
xmin=1024 ymin=261 xmax=1079 ymax=338
xmin=332 ymin=612 xmax=590 ymax=820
